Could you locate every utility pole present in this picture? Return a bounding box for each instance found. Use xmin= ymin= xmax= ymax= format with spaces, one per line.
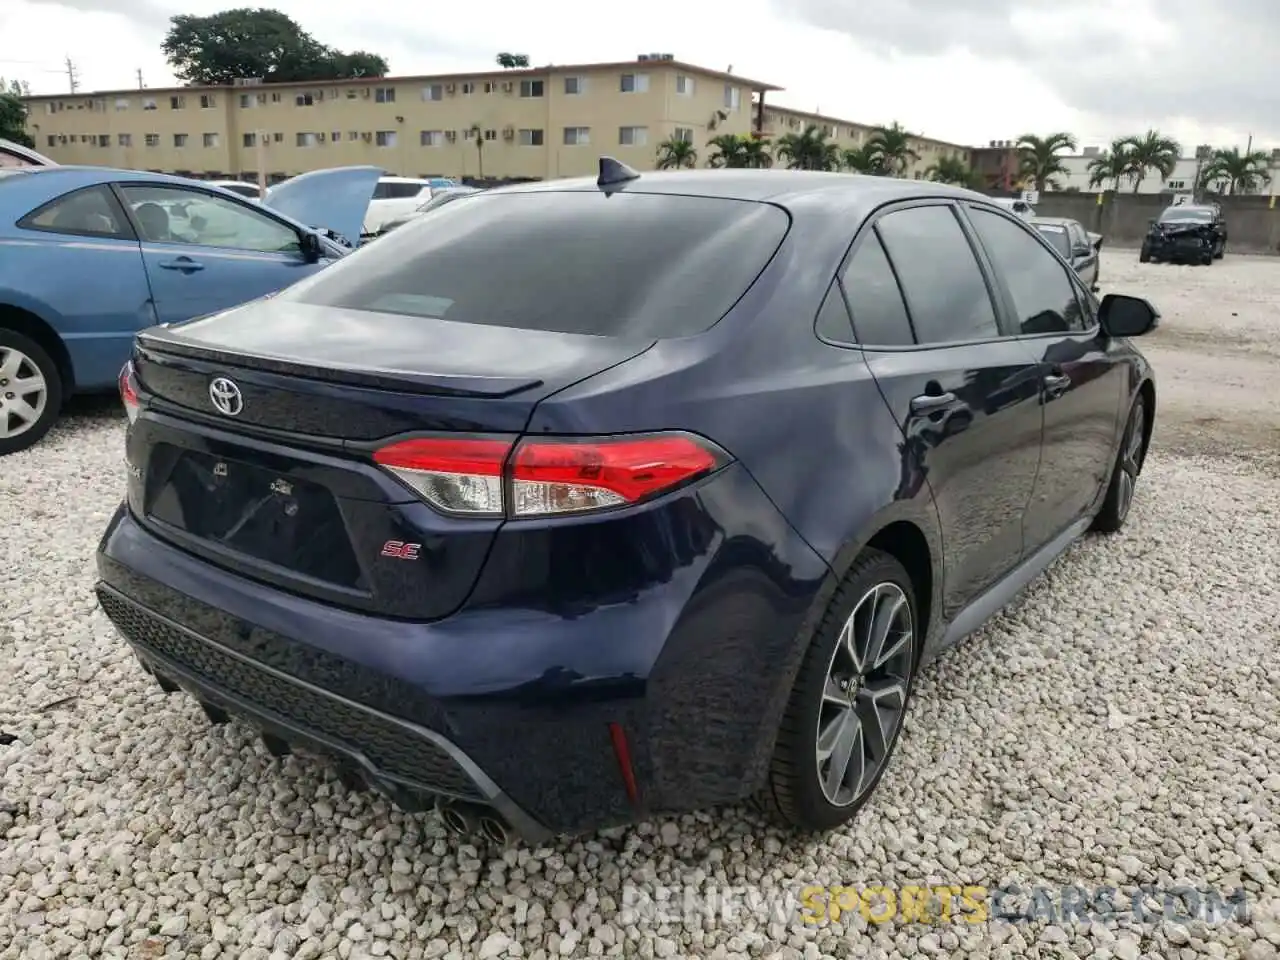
xmin=136 ymin=69 xmax=144 ymax=90
xmin=65 ymin=56 xmax=78 ymax=94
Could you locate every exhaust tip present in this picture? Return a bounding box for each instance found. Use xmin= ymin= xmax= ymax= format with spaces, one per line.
xmin=478 ymin=816 xmax=510 ymax=846
xmin=439 ymin=805 xmax=474 ymax=837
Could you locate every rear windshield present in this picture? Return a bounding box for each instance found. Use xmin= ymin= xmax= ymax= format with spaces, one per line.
xmin=288 ymin=190 xmax=790 ymax=338
xmin=1035 ymin=225 xmax=1071 ymax=257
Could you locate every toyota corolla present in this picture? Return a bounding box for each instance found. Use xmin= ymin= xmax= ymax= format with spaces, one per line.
xmin=96 ymin=161 xmax=1158 ymax=844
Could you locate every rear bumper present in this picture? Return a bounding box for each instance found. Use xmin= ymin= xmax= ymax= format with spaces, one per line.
xmin=96 ymin=463 xmax=830 ymax=837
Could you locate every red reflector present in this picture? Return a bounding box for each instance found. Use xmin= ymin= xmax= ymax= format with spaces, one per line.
xmin=373 ymin=437 xmax=511 ymax=476
xmin=118 ymin=362 xmax=140 ymax=423
xmin=608 ymin=722 xmax=640 ymax=807
xmin=511 ymin=434 xmax=721 ymax=510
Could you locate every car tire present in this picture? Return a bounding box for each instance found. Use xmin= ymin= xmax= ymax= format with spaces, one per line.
xmin=0 ymin=329 xmax=63 ymax=456
xmin=1138 ymin=243 xmax=1151 ymax=264
xmin=1201 ymin=252 xmax=1213 ymax=266
xmin=1214 ymin=241 xmax=1226 ymax=259
xmin=762 ymin=548 xmax=919 ymax=832
xmin=1092 ymin=394 xmax=1146 ymax=535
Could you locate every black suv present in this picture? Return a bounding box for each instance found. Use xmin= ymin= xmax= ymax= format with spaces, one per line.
xmin=1140 ymin=203 xmax=1226 ymax=265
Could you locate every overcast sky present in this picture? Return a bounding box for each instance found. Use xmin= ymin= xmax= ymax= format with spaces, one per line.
xmin=2 ymin=0 xmax=1274 ymax=153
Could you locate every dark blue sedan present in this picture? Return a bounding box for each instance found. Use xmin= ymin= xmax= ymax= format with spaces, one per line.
xmin=95 ymin=162 xmax=1158 ymax=844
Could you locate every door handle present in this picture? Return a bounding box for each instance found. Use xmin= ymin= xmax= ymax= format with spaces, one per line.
xmin=909 ymin=391 xmax=958 ymax=415
xmin=1043 ymin=373 xmax=1071 ymax=397
xmin=158 ymin=257 xmax=204 ymax=272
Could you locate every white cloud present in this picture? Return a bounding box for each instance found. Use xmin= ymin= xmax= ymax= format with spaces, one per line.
xmin=2 ymin=0 xmax=1273 ymax=152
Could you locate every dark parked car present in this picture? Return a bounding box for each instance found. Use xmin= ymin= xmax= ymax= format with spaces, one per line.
xmin=96 ymin=163 xmax=1159 ymax=845
xmin=1140 ymin=203 xmax=1227 ymax=264
xmin=1030 ymin=216 xmax=1102 ymax=291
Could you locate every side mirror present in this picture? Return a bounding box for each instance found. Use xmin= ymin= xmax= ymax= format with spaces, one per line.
xmin=300 ymin=230 xmax=323 ymax=263
xmin=1099 ymin=294 xmax=1159 ymax=338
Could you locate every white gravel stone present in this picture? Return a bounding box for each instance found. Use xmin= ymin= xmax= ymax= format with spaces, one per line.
xmin=1 ymin=252 xmax=1279 ymax=959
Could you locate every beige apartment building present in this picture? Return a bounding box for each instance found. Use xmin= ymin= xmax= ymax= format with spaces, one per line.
xmin=22 ymin=55 xmax=968 ymax=182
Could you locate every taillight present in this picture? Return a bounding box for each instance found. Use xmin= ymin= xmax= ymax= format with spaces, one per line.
xmin=118 ymin=361 xmax=140 ymax=424
xmin=372 ymin=432 xmax=728 ymax=518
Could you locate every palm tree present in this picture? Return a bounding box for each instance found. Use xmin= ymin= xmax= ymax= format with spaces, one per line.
xmin=842 ymin=144 xmax=886 ymax=175
xmin=925 ymin=154 xmax=981 ymax=188
xmin=866 ymin=122 xmax=920 ymax=177
xmin=1016 ymin=132 xmax=1077 ymax=193
xmin=495 ymin=53 xmax=530 ymax=69
xmin=1086 ymin=138 xmax=1133 ymax=192
xmin=706 ymin=134 xmax=772 ymax=168
xmin=1119 ymin=130 xmax=1179 ymax=194
xmin=775 ymin=124 xmax=840 ymax=171
xmin=655 ymin=137 xmax=697 ymax=170
xmin=1199 ymin=146 xmax=1272 ymax=196
xmin=468 ymin=123 xmax=484 ymax=178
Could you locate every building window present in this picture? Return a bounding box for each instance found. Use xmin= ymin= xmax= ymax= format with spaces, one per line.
xmin=346 ymin=89 xmax=358 ymax=99
xmin=114 ymin=98 xmax=129 ymax=111
xmin=170 ymin=95 xmax=185 ymax=110
xmin=483 ymin=81 xmax=496 ymax=94
xmin=173 ymin=134 xmax=188 ymax=148
xmin=375 ymin=130 xmax=398 ymax=147
xmin=620 ymin=73 xmax=650 ymax=93
xmin=92 ymin=99 xmax=106 ymax=112
xmin=297 ymin=132 xmax=317 ymax=147
xmin=46 ymin=135 xmax=55 ymax=147
xmin=460 ymin=82 xmax=475 ymax=95
xmin=332 ymin=130 xmax=340 ymax=142
xmin=243 ymin=132 xmax=256 ymax=147
xmin=484 ymin=129 xmax=497 ymax=141
xmin=518 ymin=128 xmax=544 ymax=147
xmin=273 ymin=132 xmax=283 ymax=143
xmin=375 ymin=87 xmax=395 ymax=103
xmin=1169 ymin=180 xmax=1186 ymax=190
xmin=564 ymin=76 xmax=585 ymax=95
xmin=239 ymin=94 xmax=254 ymax=108
xmin=724 ymin=86 xmax=741 ymax=111
xmin=200 ymin=94 xmax=216 ymax=108
xmin=203 ymin=133 xmax=220 ymax=148
xmin=619 ymin=126 xmax=648 ymax=147
xmin=295 ymin=93 xmax=314 ymax=107
xmin=270 ymin=92 xmax=282 ymax=103
xmin=422 ymin=84 xmax=444 ymax=101
xmin=118 ymin=133 xmax=132 ymax=147
xmin=674 ymin=126 xmax=694 ymax=144
xmin=518 ymin=79 xmax=544 ymax=98
xmin=675 ymin=75 xmax=693 ymax=96
xmin=421 ymin=130 xmax=445 ymax=147
xmin=563 ymin=127 xmax=590 ymax=146
xmin=144 ymin=134 xmax=159 ymax=147
xmin=97 ymin=135 xmax=110 ymax=147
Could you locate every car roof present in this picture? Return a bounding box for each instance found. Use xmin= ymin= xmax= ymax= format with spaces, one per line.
xmin=1163 ymin=204 xmax=1214 ymax=213
xmin=1028 ymin=216 xmax=1075 ymax=228
xmin=0 ymin=165 xmax=237 ymax=189
xmin=488 ymin=169 xmax=991 ymax=223
xmin=378 ymin=175 xmax=431 ymax=184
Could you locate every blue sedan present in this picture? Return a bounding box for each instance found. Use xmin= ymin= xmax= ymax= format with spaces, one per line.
xmin=0 ymin=164 xmax=382 ymax=454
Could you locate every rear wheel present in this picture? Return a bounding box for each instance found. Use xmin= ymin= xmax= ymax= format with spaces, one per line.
xmin=1138 ymin=242 xmax=1151 ymax=264
xmin=1092 ymin=395 xmax=1146 ymax=534
xmin=763 ymin=549 xmax=918 ymax=832
xmin=0 ymin=330 xmax=63 ymax=456
xmin=1214 ymin=239 xmax=1226 ymax=259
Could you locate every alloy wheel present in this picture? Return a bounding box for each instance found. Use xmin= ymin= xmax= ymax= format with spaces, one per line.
xmin=0 ymin=347 xmax=48 ymax=440
xmin=815 ymin=582 xmax=914 ymax=807
xmin=1115 ymin=399 xmax=1145 ymax=522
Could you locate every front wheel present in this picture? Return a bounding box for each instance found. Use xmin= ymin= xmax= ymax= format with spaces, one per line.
xmin=0 ymin=330 xmax=63 ymax=456
xmin=1138 ymin=242 xmax=1151 ymax=264
xmin=1214 ymin=240 xmax=1226 ymax=259
xmin=1092 ymin=395 xmax=1146 ymax=534
xmin=763 ymin=549 xmax=919 ymax=832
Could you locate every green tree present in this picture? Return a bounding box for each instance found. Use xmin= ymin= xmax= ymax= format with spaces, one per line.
xmin=775 ymin=124 xmax=840 ymax=171
xmin=1016 ymin=132 xmax=1077 ymax=192
xmin=925 ymin=153 xmax=982 ymax=188
xmin=656 ymin=137 xmax=697 ymax=169
xmin=1086 ymin=139 xmax=1133 ymax=192
xmin=842 ymin=144 xmax=886 ymax=174
xmin=866 ymin=122 xmax=920 ymax=177
xmin=495 ymin=53 xmax=531 ymax=69
xmin=0 ymin=79 xmax=32 ymax=146
xmin=1199 ymin=146 xmax=1273 ymax=195
xmin=706 ymin=134 xmax=772 ymax=168
xmin=1118 ymin=130 xmax=1179 ymax=194
xmin=162 ymin=8 xmax=388 ymax=85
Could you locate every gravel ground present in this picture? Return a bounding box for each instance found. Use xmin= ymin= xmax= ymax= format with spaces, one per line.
xmin=2 ymin=251 xmax=1279 ymax=960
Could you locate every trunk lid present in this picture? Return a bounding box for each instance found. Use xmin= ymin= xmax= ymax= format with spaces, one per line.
xmin=127 ymin=300 xmax=655 ymax=620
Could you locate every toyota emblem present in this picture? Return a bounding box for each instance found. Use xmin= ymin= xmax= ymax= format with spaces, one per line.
xmin=209 ymin=377 xmax=244 ymax=417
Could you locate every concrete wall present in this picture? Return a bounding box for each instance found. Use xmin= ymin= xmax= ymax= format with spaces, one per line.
xmin=992 ymin=191 xmax=1280 ymax=254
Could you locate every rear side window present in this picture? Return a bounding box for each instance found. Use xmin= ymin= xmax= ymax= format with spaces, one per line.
xmin=1035 ymin=224 xmax=1071 ymax=258
xmin=18 ymin=185 xmax=133 ymax=240
xmin=838 ymin=231 xmax=914 ymax=346
xmin=290 ymin=191 xmax=790 ymax=338
xmin=969 ymin=208 xmax=1086 ymax=334
xmin=875 ymin=205 xmax=999 ymax=344
xmin=374 ymin=181 xmax=425 ymax=200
